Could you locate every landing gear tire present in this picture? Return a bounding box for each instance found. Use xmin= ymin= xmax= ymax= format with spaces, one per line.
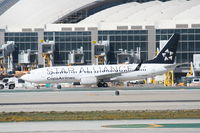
xmin=0 ymin=84 xmax=4 ymax=89
xmin=103 ymin=82 xmax=108 ymax=87
xmin=9 ymin=84 xmax=15 ymax=89
xmin=57 ymin=85 xmax=62 ymax=89
xmin=97 ymin=82 xmax=108 ymax=88
xmin=115 ymin=90 xmax=120 ymax=96
xmin=97 ymin=82 xmax=103 ymax=87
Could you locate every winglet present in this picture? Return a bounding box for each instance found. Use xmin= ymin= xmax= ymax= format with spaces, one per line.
xmin=134 ymin=60 xmax=143 ymax=71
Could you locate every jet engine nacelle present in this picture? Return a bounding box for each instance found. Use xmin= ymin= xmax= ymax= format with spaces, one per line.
xmin=80 ymin=76 xmax=97 ymax=85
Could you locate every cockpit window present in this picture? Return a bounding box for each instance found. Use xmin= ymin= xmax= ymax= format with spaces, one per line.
xmin=27 ymin=72 xmax=31 ymax=74
xmin=18 ymin=79 xmax=25 ymax=83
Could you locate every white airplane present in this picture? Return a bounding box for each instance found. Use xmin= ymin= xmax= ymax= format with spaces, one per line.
xmin=21 ymin=34 xmax=180 ymax=88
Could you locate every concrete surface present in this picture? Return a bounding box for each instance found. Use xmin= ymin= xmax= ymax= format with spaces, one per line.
xmin=0 ymin=89 xmax=200 ymax=112
xmin=0 ymin=119 xmax=200 ymax=133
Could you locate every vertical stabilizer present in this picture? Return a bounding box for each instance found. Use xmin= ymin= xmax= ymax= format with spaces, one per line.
xmin=145 ymin=34 xmax=180 ymax=64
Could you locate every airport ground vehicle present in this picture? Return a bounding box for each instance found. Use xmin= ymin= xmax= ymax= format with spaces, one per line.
xmin=192 ymin=78 xmax=200 ymax=83
xmin=0 ymin=78 xmax=15 ymax=89
xmin=0 ymin=77 xmax=25 ymax=89
xmin=189 ymin=78 xmax=200 ymax=86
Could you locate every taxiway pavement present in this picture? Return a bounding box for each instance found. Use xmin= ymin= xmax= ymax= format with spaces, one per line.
xmin=0 ymin=89 xmax=200 ymax=112
xmin=0 ymin=119 xmax=200 ymax=133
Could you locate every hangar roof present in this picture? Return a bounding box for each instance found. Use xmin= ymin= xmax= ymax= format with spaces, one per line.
xmin=79 ymin=0 xmax=200 ymax=29
xmin=1 ymin=0 xmax=200 ymax=31
xmin=0 ymin=0 xmax=96 ymax=30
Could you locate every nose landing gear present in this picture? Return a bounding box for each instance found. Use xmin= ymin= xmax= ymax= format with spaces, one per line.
xmin=57 ymin=85 xmax=62 ymax=89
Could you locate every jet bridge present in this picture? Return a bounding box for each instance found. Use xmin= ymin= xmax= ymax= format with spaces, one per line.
xmin=93 ymin=40 xmax=110 ymax=65
xmin=41 ymin=41 xmax=55 ymax=67
xmin=18 ymin=49 xmax=37 ymax=71
xmin=0 ymin=41 xmax=15 ymax=73
xmin=117 ymin=47 xmax=141 ymax=64
xmin=68 ymin=47 xmax=84 ymax=65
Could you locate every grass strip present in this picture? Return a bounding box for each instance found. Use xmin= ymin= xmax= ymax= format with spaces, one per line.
xmin=0 ymin=110 xmax=200 ymax=122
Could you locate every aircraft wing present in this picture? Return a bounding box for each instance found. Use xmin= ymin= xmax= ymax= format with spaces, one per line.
xmin=95 ymin=72 xmax=122 ymax=80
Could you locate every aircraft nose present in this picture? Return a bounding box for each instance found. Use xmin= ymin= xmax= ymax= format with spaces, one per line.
xmin=21 ymin=74 xmax=29 ymax=81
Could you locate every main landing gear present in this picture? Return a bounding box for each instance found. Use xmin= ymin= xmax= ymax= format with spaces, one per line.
xmin=97 ymin=82 xmax=108 ymax=87
xmin=57 ymin=85 xmax=62 ymax=89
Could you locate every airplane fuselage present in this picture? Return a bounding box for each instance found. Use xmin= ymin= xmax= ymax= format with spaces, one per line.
xmin=22 ymin=63 xmax=171 ymax=84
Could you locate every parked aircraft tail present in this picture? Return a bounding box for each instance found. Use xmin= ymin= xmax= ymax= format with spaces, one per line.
xmin=145 ymin=34 xmax=180 ymax=64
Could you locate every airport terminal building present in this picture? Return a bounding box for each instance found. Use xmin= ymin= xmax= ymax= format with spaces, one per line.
xmin=1 ymin=0 xmax=200 ymax=75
